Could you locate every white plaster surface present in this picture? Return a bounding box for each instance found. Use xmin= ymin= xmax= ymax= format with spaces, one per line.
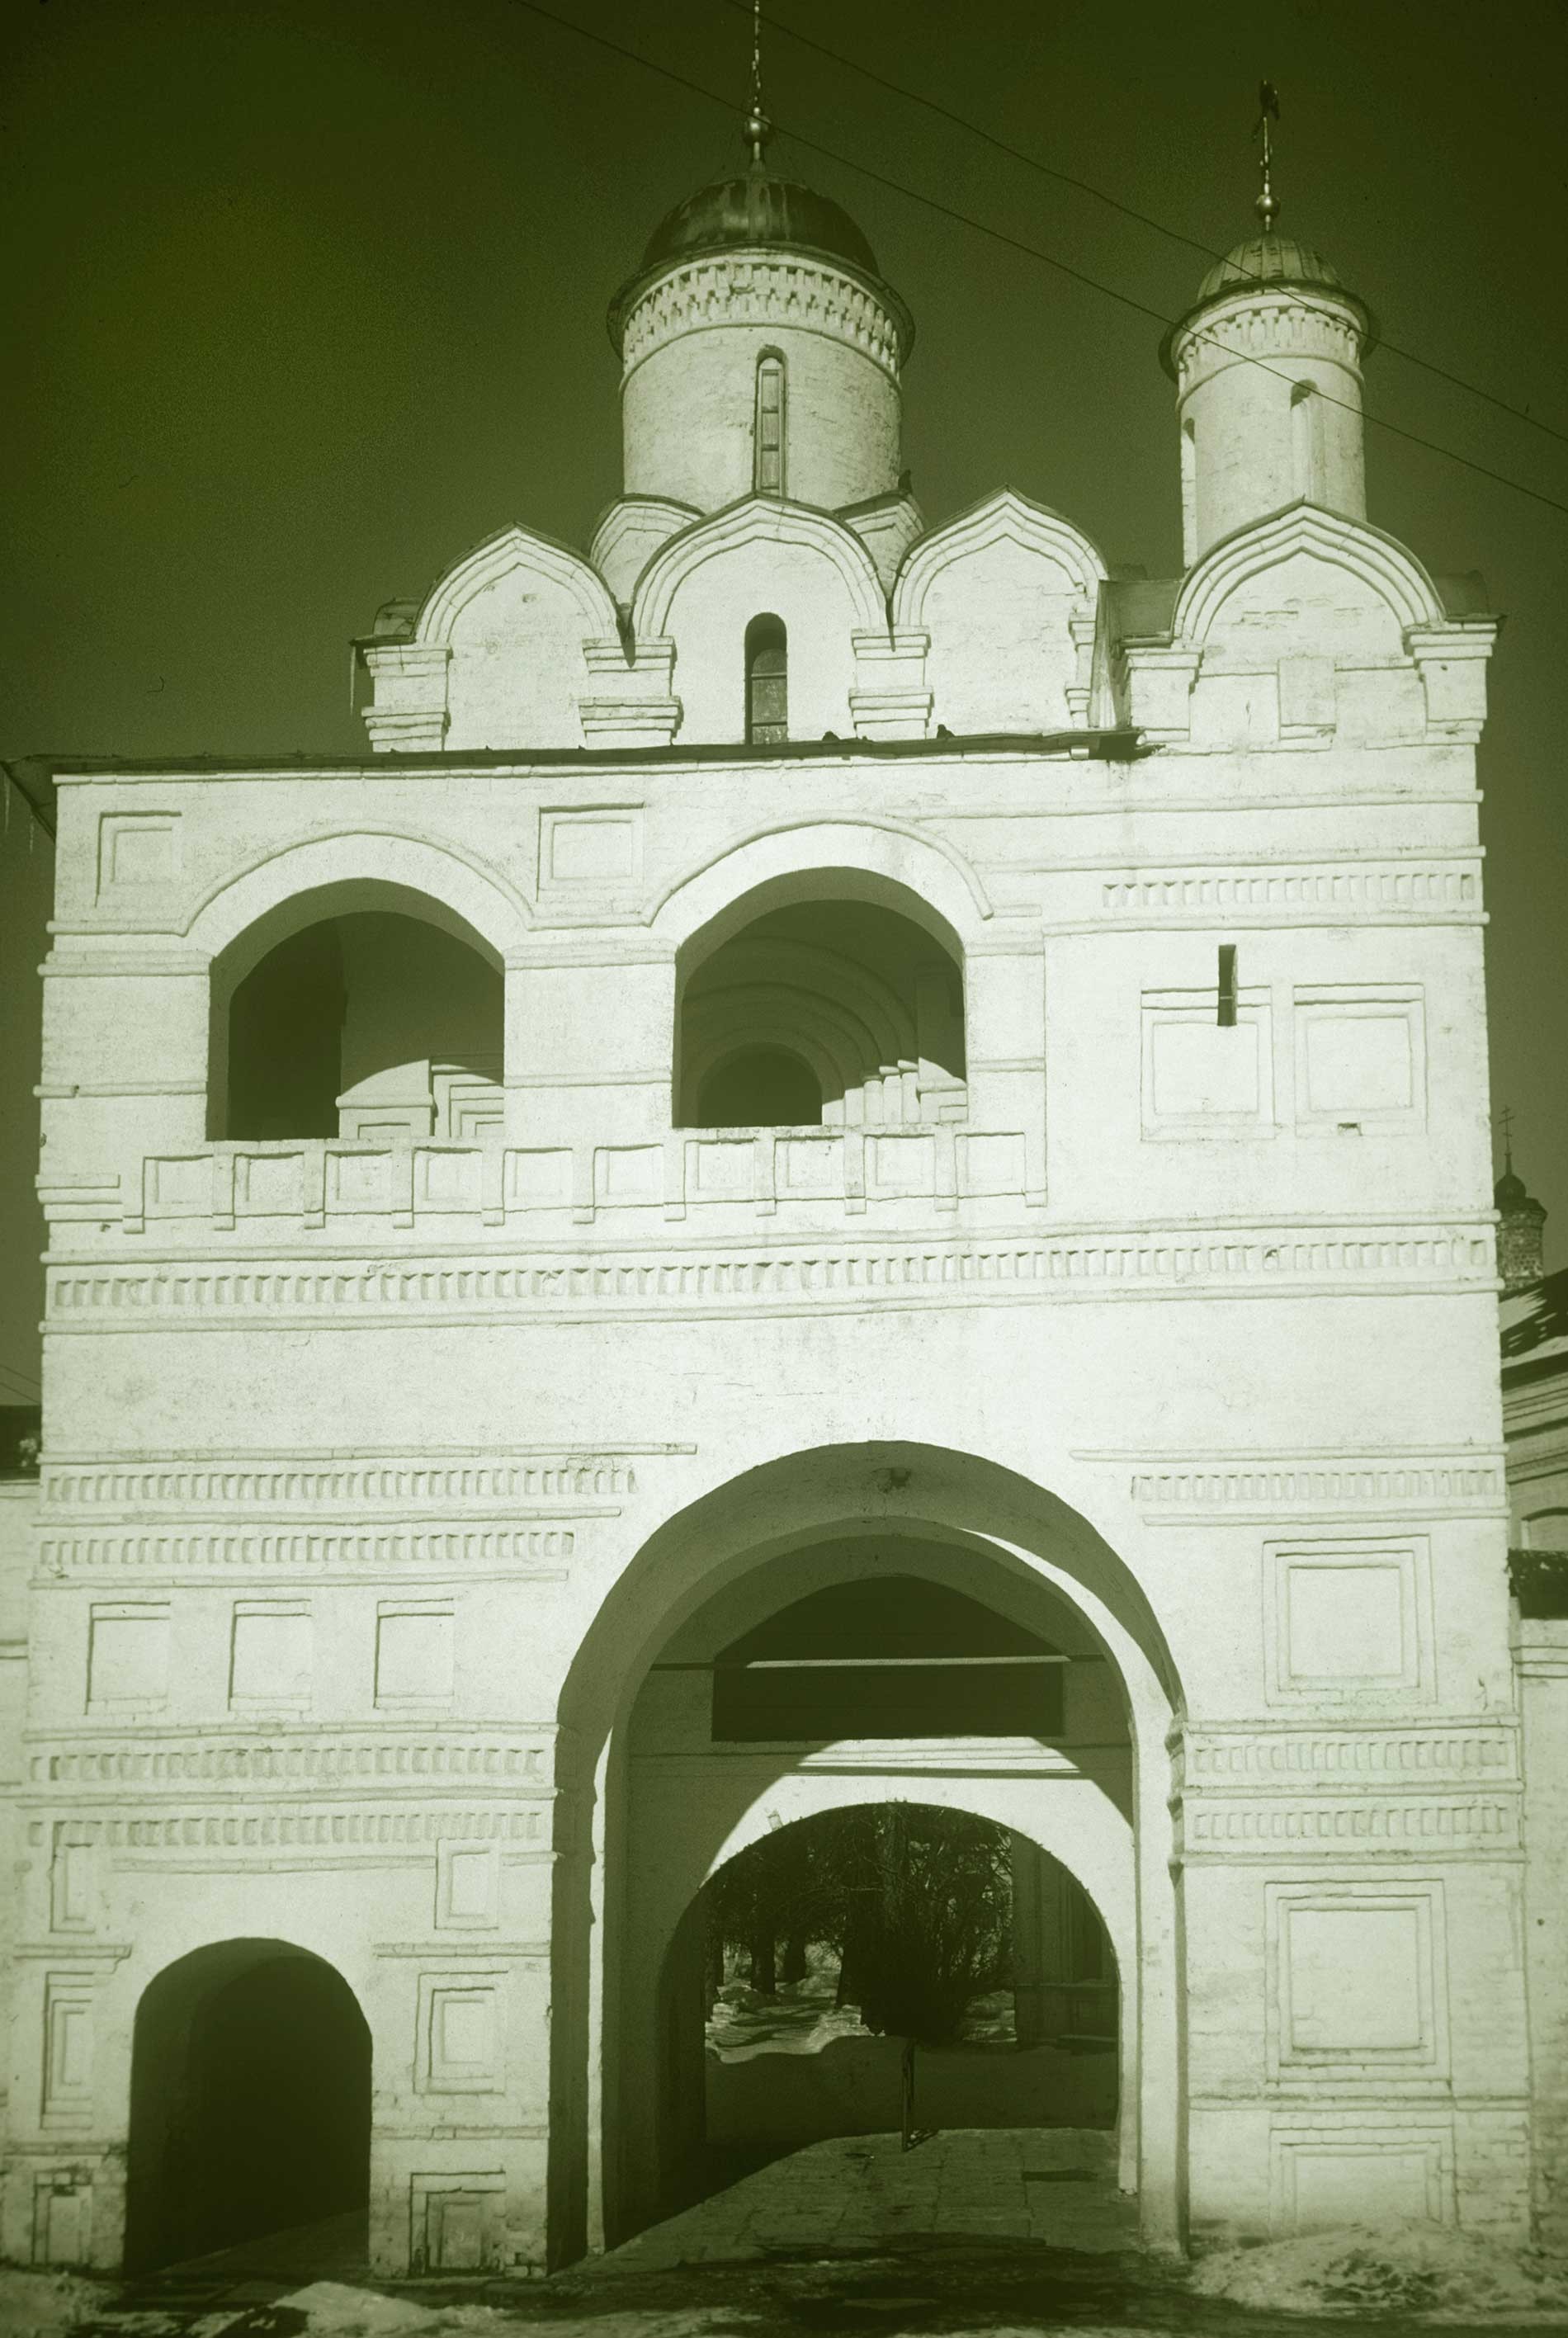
xmin=3 ymin=155 xmax=1551 ymax=2284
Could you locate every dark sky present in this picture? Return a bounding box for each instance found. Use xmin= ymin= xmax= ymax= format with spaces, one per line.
xmin=2 ymin=0 xmax=1565 ymax=1393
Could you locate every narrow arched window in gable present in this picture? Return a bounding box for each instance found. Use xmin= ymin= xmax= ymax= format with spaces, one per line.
xmin=744 ymin=614 xmax=788 ymax=744
xmin=753 ymin=352 xmax=786 ymax=496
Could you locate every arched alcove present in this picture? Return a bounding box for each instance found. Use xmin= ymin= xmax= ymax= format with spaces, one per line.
xmin=209 ymin=888 xmax=503 ymax=1143
xmin=676 ymin=882 xmax=966 ymax=1130
xmin=125 ymin=1939 xmax=371 ymax=2272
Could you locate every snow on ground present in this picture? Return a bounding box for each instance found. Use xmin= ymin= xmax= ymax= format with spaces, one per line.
xmin=0 ymin=2271 xmax=111 ymax=2338
xmin=1189 ymin=2218 xmax=1568 ymax=2319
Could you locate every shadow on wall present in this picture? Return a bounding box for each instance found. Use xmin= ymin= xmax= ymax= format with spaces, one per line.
xmin=125 ymin=1940 xmax=371 ymax=2272
xmin=219 ymin=909 xmax=503 ymax=1144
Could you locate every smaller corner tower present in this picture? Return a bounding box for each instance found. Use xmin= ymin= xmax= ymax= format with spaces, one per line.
xmin=1496 ymin=1129 xmax=1549 ymax=1297
xmin=1162 ymin=87 xmax=1374 ymax=564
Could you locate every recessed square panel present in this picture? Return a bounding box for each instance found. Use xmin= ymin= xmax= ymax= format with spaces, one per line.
xmin=1287 ymin=1907 xmax=1426 ymax=2052
xmin=97 ymin=811 xmax=178 ymax=893
xmin=438 ymin=1844 xmax=499 ymax=1929
xmin=237 ymin=1153 xmax=305 ymax=1216
xmin=1294 ymin=989 xmax=1425 ymax=1133
xmin=1268 ymin=1885 xmax=1446 ymax=2080
xmin=87 ymin=1606 xmax=170 ymax=1708
xmin=1287 ymin=1564 xmax=1406 ymax=1682
xmin=1277 ymin=2137 xmax=1448 ymax=2232
xmin=1141 ymin=990 xmax=1273 ymax=1139
xmin=1153 ymin=1019 xmax=1260 ymax=1117
xmin=1305 ymin=1015 xmax=1413 ymax=1112
xmin=230 ymin=1605 xmax=312 ymax=1707
xmin=539 ymin=806 xmax=643 ymax=895
xmin=1265 ymin=1541 xmax=1427 ymax=1702
xmin=778 ymin=1136 xmax=842 ymax=1193
xmin=593 ymin=1145 xmax=661 ymax=1206
xmin=376 ymin=1608 xmax=454 ymax=1706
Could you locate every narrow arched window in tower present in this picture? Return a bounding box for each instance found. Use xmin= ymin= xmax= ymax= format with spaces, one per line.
xmin=1179 ymin=418 xmax=1197 ymax=567
xmin=753 ymin=352 xmax=786 ymax=496
xmin=1291 ymin=381 xmax=1320 ymax=503
xmin=745 ymin=614 xmax=788 ymax=744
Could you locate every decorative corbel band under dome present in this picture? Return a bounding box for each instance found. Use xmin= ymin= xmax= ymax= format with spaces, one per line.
xmin=616 ymin=252 xmax=910 ymax=378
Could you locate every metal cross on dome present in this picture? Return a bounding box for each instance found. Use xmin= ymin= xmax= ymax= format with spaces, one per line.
xmin=1255 ymin=78 xmax=1281 ymax=230
xmin=746 ymin=0 xmax=772 ymax=164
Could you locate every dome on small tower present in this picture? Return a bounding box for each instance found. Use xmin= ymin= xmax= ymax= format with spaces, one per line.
xmin=1160 ymin=87 xmax=1373 ymax=562
xmin=1495 ymin=1133 xmax=1548 ymax=1297
xmin=1193 ymin=229 xmax=1346 ymax=306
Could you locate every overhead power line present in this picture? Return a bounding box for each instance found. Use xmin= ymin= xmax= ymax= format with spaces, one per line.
xmin=508 ymin=0 xmax=1568 ymax=522
xmin=725 ymin=0 xmax=1568 ymax=451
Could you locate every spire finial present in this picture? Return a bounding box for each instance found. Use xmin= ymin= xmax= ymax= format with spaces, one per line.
xmin=1254 ymin=79 xmax=1281 ymax=232
xmin=745 ymin=0 xmax=772 ymax=167
xmin=1499 ymin=1103 xmax=1516 ymax=1177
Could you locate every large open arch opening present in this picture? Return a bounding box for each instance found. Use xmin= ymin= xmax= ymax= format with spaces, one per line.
xmin=656 ymin=1799 xmax=1121 ymax=2221
xmin=675 ymin=876 xmax=966 ymax=1131
xmin=206 ymin=883 xmax=503 ymax=1143
xmin=560 ymin=1468 xmax=1164 ymax=2254
xmin=546 ymin=1443 xmax=1186 ymax=2265
xmin=125 ymin=1939 xmax=371 ymax=2274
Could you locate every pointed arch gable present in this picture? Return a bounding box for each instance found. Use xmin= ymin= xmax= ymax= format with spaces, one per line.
xmin=631 ymin=498 xmax=889 ymax=641
xmin=1174 ymin=502 xmax=1446 ymax=645
xmin=891 ymin=489 xmax=1107 ymax=631
xmin=416 ymin=523 xmax=621 ymax=648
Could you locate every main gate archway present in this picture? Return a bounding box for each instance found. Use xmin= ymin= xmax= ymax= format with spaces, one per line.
xmin=550 ymin=1442 xmax=1185 ymax=2264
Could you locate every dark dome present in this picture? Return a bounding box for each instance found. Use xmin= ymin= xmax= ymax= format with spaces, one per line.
xmin=1160 ymin=221 xmax=1374 ymax=377
xmin=1194 ymin=229 xmax=1344 ymax=305
xmin=1496 ymin=1169 xmax=1545 ymax=1215
xmin=640 ymin=164 xmax=881 ymax=280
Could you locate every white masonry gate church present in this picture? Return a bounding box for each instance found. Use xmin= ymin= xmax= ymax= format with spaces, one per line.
xmin=3 ymin=89 xmax=1561 ymax=2279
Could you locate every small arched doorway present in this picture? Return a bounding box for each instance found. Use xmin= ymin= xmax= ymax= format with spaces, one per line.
xmin=125 ymin=1939 xmax=371 ymax=2272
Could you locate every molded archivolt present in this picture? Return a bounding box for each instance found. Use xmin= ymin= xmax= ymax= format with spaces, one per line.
xmin=631 ymin=500 xmax=890 ymax=744
xmin=417 ymin=524 xmax=621 ymax=646
xmin=1174 ymin=502 xmax=1447 ymax=649
xmin=649 ymin=819 xmax=989 ymax=971
xmin=186 ymin=831 xmax=530 ymax=983
xmin=589 ymin=497 xmax=699 ymax=607
xmin=890 ymin=491 xmax=1107 ymax=735
xmin=892 ymin=490 xmax=1107 ymax=628
xmin=633 ymin=496 xmax=889 ymax=640
xmin=413 ymin=524 xmax=625 ymax=751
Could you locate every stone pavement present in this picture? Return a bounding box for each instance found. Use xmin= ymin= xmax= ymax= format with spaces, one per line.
xmin=594 ymin=2127 xmax=1133 ymax=2271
